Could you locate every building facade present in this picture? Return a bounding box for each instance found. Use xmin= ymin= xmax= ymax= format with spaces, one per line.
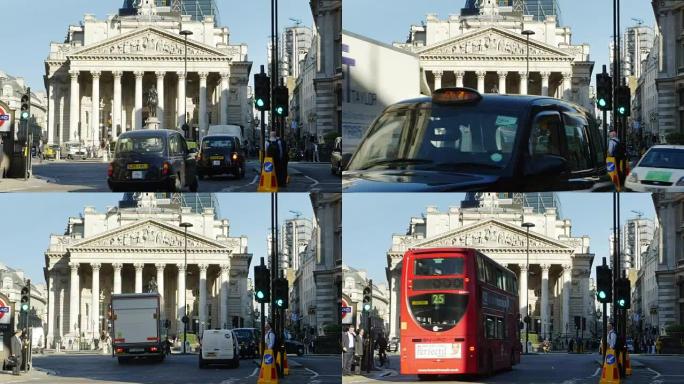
xmin=652 ymin=0 xmax=684 ymax=140
xmin=395 ymin=0 xmax=594 ymax=112
xmin=633 ymin=33 xmax=661 ymax=145
xmin=386 ymin=193 xmax=597 ymax=345
xmin=44 ymin=0 xmax=251 ymax=148
xmin=43 ymin=193 xmax=252 ymax=349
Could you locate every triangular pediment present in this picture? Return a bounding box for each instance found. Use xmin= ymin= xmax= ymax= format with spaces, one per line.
xmin=410 ymin=219 xmax=572 ymax=250
xmin=418 ymin=27 xmax=572 ymax=58
xmin=69 ymin=27 xmax=228 ymax=58
xmin=69 ymin=219 xmax=229 ymax=250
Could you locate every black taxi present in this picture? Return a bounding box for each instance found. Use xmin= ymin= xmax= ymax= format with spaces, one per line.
xmin=108 ymin=129 xmax=199 ymax=192
xmin=197 ymin=135 xmax=246 ymax=179
xmin=343 ymin=88 xmax=613 ymax=192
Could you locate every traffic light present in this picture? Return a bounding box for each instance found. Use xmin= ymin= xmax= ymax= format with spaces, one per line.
xmin=273 ymin=277 xmax=289 ymax=309
xmin=574 ymin=315 xmax=581 ymax=330
xmin=362 ymin=283 xmax=372 ymax=312
xmin=254 ymin=265 xmax=270 ymax=303
xmin=615 ymin=277 xmax=631 ymax=309
xmin=20 ymin=280 xmax=30 ymax=313
xmin=616 ymin=85 xmax=631 ymax=117
xmin=273 ymin=85 xmax=289 ymax=117
xmin=20 ymin=90 xmax=30 ymax=121
xmin=596 ymin=265 xmax=612 ymax=303
xmin=595 ymin=73 xmax=612 ymax=111
xmin=254 ymin=73 xmax=271 ymax=112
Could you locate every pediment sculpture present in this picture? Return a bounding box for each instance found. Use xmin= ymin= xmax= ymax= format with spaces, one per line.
xmin=75 ymin=30 xmax=220 ymax=57
xmin=425 ymin=31 xmax=561 ymax=57
xmin=420 ymin=223 xmax=557 ymax=249
xmin=91 ymin=224 xmax=202 ymax=248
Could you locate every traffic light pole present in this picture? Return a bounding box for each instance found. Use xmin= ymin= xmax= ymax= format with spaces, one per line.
xmin=259 ymin=257 xmax=266 ymax=359
xmin=601 ymin=258 xmax=608 ymax=360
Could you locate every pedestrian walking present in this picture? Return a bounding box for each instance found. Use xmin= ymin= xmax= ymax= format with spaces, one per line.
xmin=10 ymin=329 xmax=23 ymax=376
xmin=342 ymin=327 xmax=356 ymax=375
xmin=655 ymin=337 xmax=662 ymax=354
xmin=355 ymin=329 xmax=365 ymax=373
xmin=313 ymin=142 xmax=319 ymax=162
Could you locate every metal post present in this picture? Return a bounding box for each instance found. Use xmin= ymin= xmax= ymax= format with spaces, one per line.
xmin=180 ymin=30 xmax=193 ymax=138
xmin=180 ymin=222 xmax=193 ymax=354
xmin=522 ymin=222 xmax=534 ymax=353
xmin=260 ymin=257 xmax=266 ymax=359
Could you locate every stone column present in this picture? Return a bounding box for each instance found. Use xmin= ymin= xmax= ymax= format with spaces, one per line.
xmin=90 ymin=71 xmax=101 ymax=146
xmin=562 ymin=264 xmax=572 ymax=336
xmin=69 ymin=70 xmax=80 ymax=142
xmin=47 ymin=78 xmax=55 ymax=144
xmin=155 ymin=71 xmax=165 ymax=130
xmin=113 ymin=263 xmax=122 ymax=294
xmin=177 ymin=72 xmax=187 ymax=128
xmin=220 ymin=264 xmax=229 ymax=329
xmin=389 ymin=272 xmax=400 ymax=339
xmin=199 ymin=264 xmax=208 ymax=334
xmin=476 ymin=71 xmax=486 ymax=93
xmin=199 ymin=72 xmax=208 ymax=139
xmin=177 ymin=263 xmax=187 ymax=332
xmin=519 ymin=72 xmax=529 ymax=95
xmin=134 ymin=71 xmax=144 ymax=129
xmin=58 ymin=282 xmax=64 ymax=342
xmin=112 ymin=71 xmax=123 ymax=134
xmin=497 ymin=71 xmax=508 ymax=94
xmin=455 ymin=71 xmax=465 ymax=88
xmin=134 ymin=263 xmax=144 ymax=293
xmin=540 ymin=264 xmax=550 ymax=339
xmin=540 ymin=72 xmax=551 ymax=97
xmin=90 ymin=263 xmax=101 ymax=335
xmin=562 ymin=72 xmax=572 ymax=101
xmin=519 ymin=264 xmax=528 ymax=332
xmin=155 ymin=263 xmax=165 ymax=300
xmin=220 ymin=72 xmax=230 ymax=125
xmin=69 ymin=262 xmax=79 ymax=335
xmin=47 ymin=268 xmax=56 ymax=347
xmin=433 ymin=70 xmax=443 ymax=91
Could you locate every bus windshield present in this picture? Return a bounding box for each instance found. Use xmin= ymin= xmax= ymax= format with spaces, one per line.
xmin=414 ymin=257 xmax=463 ymax=276
xmin=408 ymin=293 xmax=469 ymax=332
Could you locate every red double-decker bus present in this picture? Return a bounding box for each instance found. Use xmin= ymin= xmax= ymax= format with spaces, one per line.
xmin=400 ymin=247 xmax=521 ymax=379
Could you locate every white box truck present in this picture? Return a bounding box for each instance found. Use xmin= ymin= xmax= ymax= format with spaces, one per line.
xmin=111 ymin=293 xmax=166 ymax=363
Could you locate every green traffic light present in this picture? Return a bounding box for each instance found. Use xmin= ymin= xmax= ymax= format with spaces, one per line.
xmin=21 ymin=111 xmax=29 ymax=119
xmin=618 ymin=299 xmax=625 ymax=307
xmin=276 ymin=299 xmax=284 ymax=307
xmin=276 ymin=107 xmax=283 ymax=115
xmin=363 ymin=304 xmax=371 ymax=311
xmin=21 ymin=303 xmax=29 ymax=311
xmin=598 ymin=99 xmax=606 ymax=108
xmin=256 ymin=291 xmax=265 ymax=299
xmin=598 ymin=291 xmax=606 ymax=299
xmin=256 ymin=99 xmax=265 ymax=108
xmin=618 ymin=107 xmax=625 ymax=115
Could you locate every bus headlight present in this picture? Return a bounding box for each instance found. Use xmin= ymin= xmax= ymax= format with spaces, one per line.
xmin=626 ymin=172 xmax=638 ymax=183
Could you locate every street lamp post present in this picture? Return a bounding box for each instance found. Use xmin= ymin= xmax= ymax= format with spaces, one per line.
xmin=180 ymin=222 xmax=193 ymax=354
xmin=180 ymin=30 xmax=193 ymax=139
xmin=522 ymin=221 xmax=535 ymax=354
xmin=522 ymin=30 xmax=535 ymax=94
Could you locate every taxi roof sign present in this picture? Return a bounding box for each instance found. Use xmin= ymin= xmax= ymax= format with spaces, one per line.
xmin=432 ymin=87 xmax=482 ymax=105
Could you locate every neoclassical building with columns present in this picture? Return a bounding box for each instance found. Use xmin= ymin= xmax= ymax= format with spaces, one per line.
xmin=386 ymin=193 xmax=597 ymax=345
xmin=44 ymin=0 xmax=252 ymax=147
xmin=43 ymin=193 xmax=252 ymax=349
xmin=393 ymin=0 xmax=594 ymax=112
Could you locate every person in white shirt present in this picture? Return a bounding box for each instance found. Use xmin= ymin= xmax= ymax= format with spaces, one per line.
xmin=342 ymin=327 xmax=356 ymax=375
xmin=264 ymin=322 xmax=276 ymax=350
xmin=607 ymin=323 xmax=617 ymax=349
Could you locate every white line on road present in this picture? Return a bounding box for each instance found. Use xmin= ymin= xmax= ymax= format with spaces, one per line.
xmin=305 ymin=367 xmax=320 ymax=378
xmin=304 ymin=175 xmax=319 ymax=188
xmin=248 ymin=174 xmax=259 ymax=185
xmin=647 ymin=367 xmax=662 ymax=378
xmin=591 ymin=367 xmax=601 ymax=377
xmin=248 ymin=367 xmax=259 ymax=377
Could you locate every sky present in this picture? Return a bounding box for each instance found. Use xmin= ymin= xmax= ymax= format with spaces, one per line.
xmin=0 ymin=0 xmax=314 ymax=92
xmin=343 ymin=193 xmax=657 ymax=284
xmin=343 ymin=0 xmax=657 ymax=87
xmin=0 ymin=192 xmax=314 ymax=285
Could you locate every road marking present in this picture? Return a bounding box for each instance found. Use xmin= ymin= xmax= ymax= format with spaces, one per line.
xmin=305 ymin=367 xmax=319 ymax=378
xmin=304 ymin=175 xmax=319 ymax=188
xmin=248 ymin=367 xmax=259 ymax=377
xmin=647 ymin=367 xmax=662 ymax=378
xmin=591 ymin=367 xmax=601 ymax=377
xmin=248 ymin=174 xmax=259 ymax=185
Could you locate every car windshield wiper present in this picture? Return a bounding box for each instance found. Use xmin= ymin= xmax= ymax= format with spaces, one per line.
xmin=359 ymin=158 xmax=434 ymax=170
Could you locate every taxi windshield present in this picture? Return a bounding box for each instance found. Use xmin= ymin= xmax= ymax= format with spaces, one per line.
xmin=115 ymin=137 xmax=165 ymax=154
xmin=347 ymin=104 xmax=522 ymax=173
xmin=638 ymin=148 xmax=684 ymax=170
xmin=202 ymin=138 xmax=235 ymax=151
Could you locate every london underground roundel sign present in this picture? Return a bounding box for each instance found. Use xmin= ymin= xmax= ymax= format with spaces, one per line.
xmin=0 ymin=104 xmax=12 ymax=133
xmin=0 ymin=297 xmax=11 ymax=325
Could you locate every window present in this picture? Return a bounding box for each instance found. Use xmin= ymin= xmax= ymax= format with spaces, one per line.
xmin=486 ymin=261 xmax=497 ymax=286
xmin=530 ymin=112 xmax=563 ymax=157
xmin=562 ymin=113 xmax=592 ymax=171
xmin=484 ymin=315 xmax=504 ymax=339
xmin=414 ymin=257 xmax=464 ymax=276
xmin=477 ymin=255 xmax=486 ymax=282
xmin=346 ymin=110 xmax=408 ymax=169
xmin=496 ymin=268 xmax=504 ymax=290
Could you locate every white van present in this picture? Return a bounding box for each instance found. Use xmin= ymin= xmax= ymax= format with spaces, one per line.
xmin=199 ymin=329 xmax=240 ymax=369
xmin=207 ymin=125 xmax=243 ymax=143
